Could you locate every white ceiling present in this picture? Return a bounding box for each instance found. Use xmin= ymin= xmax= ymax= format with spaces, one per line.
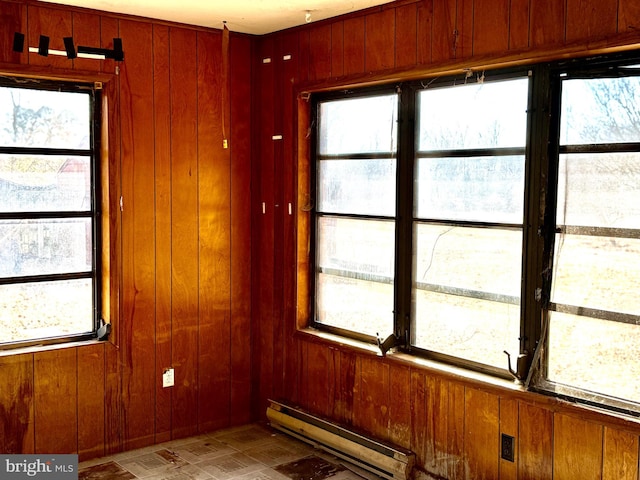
xmin=41 ymin=0 xmax=395 ymax=35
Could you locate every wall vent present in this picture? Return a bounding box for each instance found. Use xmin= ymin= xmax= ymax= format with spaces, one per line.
xmin=267 ymin=400 xmax=414 ymax=480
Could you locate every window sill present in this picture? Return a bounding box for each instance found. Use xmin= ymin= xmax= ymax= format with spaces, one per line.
xmin=0 ymin=338 xmax=103 ymax=358
xmin=295 ymin=327 xmax=640 ymax=433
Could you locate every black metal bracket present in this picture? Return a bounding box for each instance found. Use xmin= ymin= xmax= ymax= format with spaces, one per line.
xmin=377 ymin=333 xmax=401 ymax=357
xmin=504 ymin=350 xmax=530 ymax=382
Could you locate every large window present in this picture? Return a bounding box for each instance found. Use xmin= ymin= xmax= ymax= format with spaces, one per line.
xmin=0 ymin=79 xmax=100 ymax=349
xmin=312 ymin=54 xmax=640 ymax=415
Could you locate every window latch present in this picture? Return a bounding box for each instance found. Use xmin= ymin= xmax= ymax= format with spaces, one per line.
xmin=376 ymin=332 xmax=401 ymax=357
xmin=504 ymin=350 xmax=530 ymax=383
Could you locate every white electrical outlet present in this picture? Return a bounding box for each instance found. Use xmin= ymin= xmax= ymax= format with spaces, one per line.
xmin=163 ymin=368 xmax=174 ymax=388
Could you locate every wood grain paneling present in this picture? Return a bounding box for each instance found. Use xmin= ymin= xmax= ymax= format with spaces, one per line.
xmin=417 ymin=0 xmax=433 ymax=65
xmin=230 ymin=33 xmax=253 ymax=427
xmin=0 ymin=354 xmax=34 ymax=453
xmin=34 ymin=349 xmax=77 ymax=454
xmin=119 ymin=19 xmax=156 ymax=450
xmin=77 ymin=344 xmax=105 ymax=461
xmin=365 ymin=9 xmax=395 ymax=72
xmin=509 ymin=0 xmax=530 ymax=50
xmin=519 ymin=402 xmax=552 ymax=480
xmin=0 ymin=2 xmax=26 ymax=64
xmin=464 ymin=388 xmax=499 ymax=479
xmin=169 ymin=26 xmax=200 ymax=440
xmin=530 ymin=0 xmax=565 ymax=47
xmin=410 ymin=371 xmax=428 ymax=468
xmin=331 ymin=22 xmax=344 ymax=78
xmin=395 ymin=3 xmax=417 ymax=69
xmin=197 ymin=29 xmax=231 ymax=433
xmin=305 ymin=342 xmax=331 ymax=417
xmin=499 ymin=397 xmax=518 ymax=480
xmin=424 ymin=376 xmax=449 ymax=478
xmin=473 ymin=0 xmax=509 ymax=55
xmin=566 ymin=0 xmax=618 ymax=42
xmin=309 ymin=24 xmax=332 ymax=81
xmin=153 ymin=23 xmax=173 ymax=445
xmin=388 ymin=364 xmax=411 ymax=449
xmin=553 ymin=413 xmax=603 ymax=480
xmin=343 ymin=17 xmax=365 ymax=76
xmin=602 ymin=426 xmax=639 ymax=480
xmin=447 ymin=382 xmax=465 ymax=480
xmin=27 ymin=5 xmax=71 ymax=68
xmin=357 ymin=356 xmax=389 ymax=440
xmin=432 ymin=0 xmax=456 ymax=62
xmin=455 ymin=0 xmax=474 ymax=58
xmin=619 ymin=2 xmax=640 ymax=32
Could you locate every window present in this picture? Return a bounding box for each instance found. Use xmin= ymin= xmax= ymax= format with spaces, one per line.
xmin=0 ymin=78 xmax=100 ymax=349
xmin=541 ymin=64 xmax=640 ymax=411
xmin=311 ymin=54 xmax=640 ymax=415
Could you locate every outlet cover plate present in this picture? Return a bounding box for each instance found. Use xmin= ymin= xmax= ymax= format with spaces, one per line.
xmin=163 ymin=368 xmax=174 ymax=388
xmin=501 ymin=433 xmax=515 ymax=462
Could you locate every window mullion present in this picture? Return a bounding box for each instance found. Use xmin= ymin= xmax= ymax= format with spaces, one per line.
xmin=394 ymin=86 xmax=415 ymax=348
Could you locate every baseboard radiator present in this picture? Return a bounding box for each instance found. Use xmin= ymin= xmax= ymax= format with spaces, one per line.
xmin=267 ymin=400 xmax=415 ymax=480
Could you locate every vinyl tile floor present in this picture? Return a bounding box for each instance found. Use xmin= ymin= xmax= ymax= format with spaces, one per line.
xmin=78 ymin=423 xmax=381 ymax=480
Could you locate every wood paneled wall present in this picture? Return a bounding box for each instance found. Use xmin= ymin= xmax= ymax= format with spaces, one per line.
xmin=252 ymin=0 xmax=640 ymax=479
xmin=0 ymin=0 xmax=253 ymax=459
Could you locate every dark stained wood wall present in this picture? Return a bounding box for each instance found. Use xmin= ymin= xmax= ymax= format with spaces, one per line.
xmin=0 ymin=0 xmax=252 ymax=460
xmin=252 ymin=0 xmax=640 ymax=479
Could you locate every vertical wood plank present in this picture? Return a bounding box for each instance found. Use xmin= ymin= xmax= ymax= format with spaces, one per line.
xmin=153 ymin=22 xmax=173 ymax=444
xmin=306 ymin=342 xmax=331 ymax=417
xmin=338 ymin=351 xmax=357 ymax=426
xmin=72 ymin=11 xmax=101 ymax=72
xmin=499 ymin=398 xmax=518 ymax=480
xmin=365 ymin=9 xmax=396 ymax=72
xmin=100 ymin=16 xmax=119 ymax=74
xmin=530 ymin=0 xmax=566 ymax=47
xmin=509 ymin=0 xmax=530 ymax=50
xmin=619 ymin=2 xmax=640 ymax=32
xmin=170 ymin=26 xmax=200 ymax=439
xmin=298 ymin=30 xmax=310 ymax=84
xmin=417 ymin=0 xmax=433 ymax=65
xmin=447 ymin=382 xmax=465 ymax=480
xmin=77 ymin=344 xmax=105 ymax=461
xmin=388 ymin=364 xmax=411 ymax=449
xmin=229 ymin=32 xmax=253 ymax=427
xmin=432 ymin=0 xmax=456 ymax=62
xmin=464 ymin=388 xmax=499 ymax=480
xmin=357 ymin=357 xmax=389 ymax=440
xmin=518 ymin=403 xmax=552 ymax=480
xmin=395 ymin=3 xmax=418 ymax=69
xmin=566 ymin=0 xmax=618 ymax=42
xmin=424 ymin=376 xmax=449 ymax=478
xmin=553 ymin=413 xmax=603 ymax=480
xmin=602 ymin=427 xmax=639 ymax=480
xmin=119 ymin=19 xmax=156 ymax=450
xmin=0 ymin=354 xmax=34 ymax=453
xmin=309 ymin=24 xmax=332 ymax=81
xmin=456 ymin=0 xmax=474 ymax=58
xmin=474 ymin=0 xmax=510 ymax=55
xmin=0 ymin=2 xmax=26 ymax=64
xmin=331 ymin=21 xmax=344 ymax=78
xmin=252 ymin=36 xmax=275 ymax=419
xmin=343 ymin=17 xmax=365 ymax=76
xmin=197 ymin=29 xmax=231 ymax=433
xmin=27 ymin=5 xmax=72 ymax=68
xmin=281 ymin=30 xmax=301 ymax=409
xmin=34 ymin=349 xmax=77 ymax=454
xmin=410 ymin=371 xmax=427 ymax=469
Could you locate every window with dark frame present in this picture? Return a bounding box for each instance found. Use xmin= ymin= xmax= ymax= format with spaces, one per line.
xmin=0 ymin=78 xmax=101 ymax=349
xmin=311 ymin=53 xmax=640 ymax=416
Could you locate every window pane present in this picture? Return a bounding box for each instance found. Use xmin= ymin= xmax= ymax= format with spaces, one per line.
xmin=316 ymin=216 xmax=394 ymax=337
xmin=0 ymin=86 xmax=90 ymax=149
xmin=0 ymin=219 xmax=92 ymax=277
xmin=557 ymin=153 xmax=640 ymax=228
xmin=0 ymin=279 xmax=93 ymax=343
xmin=548 ymin=312 xmax=640 ymax=403
xmin=418 ymin=78 xmax=529 ymax=151
xmin=412 ymin=225 xmax=522 ymax=368
xmin=560 ymin=76 xmax=640 ymax=145
xmin=0 ymin=155 xmax=91 ymax=212
xmin=551 ymin=234 xmax=640 ymax=316
xmin=317 ymin=158 xmax=396 ymax=216
xmin=319 ymin=95 xmax=397 ymax=155
xmin=415 ymin=156 xmax=524 ymax=223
